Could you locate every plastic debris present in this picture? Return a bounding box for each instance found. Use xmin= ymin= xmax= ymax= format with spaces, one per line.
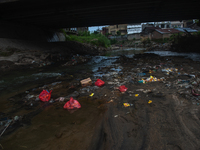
xmin=143 ymin=89 xmax=152 ymax=94
xmin=39 ymin=90 xmax=52 ymax=102
xmin=119 ymin=85 xmax=128 ymax=92
xmin=95 ymin=79 xmax=105 ymax=87
xmin=192 ymin=89 xmax=200 ymax=96
xmin=135 ymin=94 xmax=139 ymax=97
xmin=90 ymin=93 xmax=94 ymax=97
xmin=80 ymin=78 xmax=92 ymax=87
xmin=55 ymin=97 xmax=65 ymax=102
xmin=63 ymin=97 xmax=81 ymax=110
xmin=123 ymin=103 xmax=130 ymax=107
xmin=148 ymin=100 xmax=152 ymax=104
xmin=136 ymin=89 xmax=144 ymax=92
xmin=114 ymin=115 xmax=118 ymax=118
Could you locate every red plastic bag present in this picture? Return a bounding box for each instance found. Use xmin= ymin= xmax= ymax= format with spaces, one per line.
xmin=119 ymin=85 xmax=128 ymax=92
xmin=63 ymin=97 xmax=81 ymax=110
xmin=39 ymin=90 xmax=52 ymax=102
xmin=95 ymin=79 xmax=105 ymax=87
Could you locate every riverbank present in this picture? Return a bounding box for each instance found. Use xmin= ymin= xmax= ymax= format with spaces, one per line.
xmin=0 ymin=39 xmax=110 ymax=72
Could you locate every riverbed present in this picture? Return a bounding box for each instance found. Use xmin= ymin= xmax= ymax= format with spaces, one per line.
xmin=1 ymin=47 xmax=200 ymax=150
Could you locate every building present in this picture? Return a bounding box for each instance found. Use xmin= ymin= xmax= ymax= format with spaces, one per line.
xmin=188 ymin=23 xmax=200 ymax=31
xmin=108 ymin=24 xmax=127 ymax=35
xmin=127 ymin=23 xmax=142 ymax=34
xmin=140 ymin=27 xmax=161 ymax=39
xmin=141 ymin=23 xmax=154 ymax=30
xmin=101 ymin=27 xmax=109 ymax=36
xmin=170 ymin=21 xmax=183 ymax=28
xmin=64 ymin=27 xmax=88 ymax=34
xmin=175 ymin=28 xmax=198 ymax=34
xmin=154 ymin=21 xmax=171 ymax=28
xmin=151 ymin=28 xmax=182 ymax=39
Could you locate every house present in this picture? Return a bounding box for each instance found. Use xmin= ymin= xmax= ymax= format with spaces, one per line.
xmin=127 ymin=33 xmax=141 ymax=40
xmin=108 ymin=24 xmax=127 ymax=35
xmin=175 ymin=28 xmax=198 ymax=35
xmin=154 ymin=21 xmax=171 ymax=28
xmin=140 ymin=27 xmax=161 ymax=39
xmin=151 ymin=28 xmax=182 ymax=39
xmin=187 ymin=23 xmax=200 ymax=31
xmin=65 ymin=27 xmax=88 ymax=34
xmin=127 ymin=23 xmax=142 ymax=34
xmin=101 ymin=27 xmax=109 ymax=36
xmin=170 ymin=21 xmax=183 ymax=28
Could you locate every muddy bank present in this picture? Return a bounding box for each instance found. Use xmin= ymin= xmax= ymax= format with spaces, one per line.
xmin=1 ymin=53 xmax=200 ymax=149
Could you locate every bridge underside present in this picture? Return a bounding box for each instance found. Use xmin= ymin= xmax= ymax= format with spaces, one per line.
xmin=0 ymin=0 xmax=200 ymax=28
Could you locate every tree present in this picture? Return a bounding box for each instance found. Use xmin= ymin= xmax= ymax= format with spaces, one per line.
xmin=117 ymin=31 xmax=121 ymax=36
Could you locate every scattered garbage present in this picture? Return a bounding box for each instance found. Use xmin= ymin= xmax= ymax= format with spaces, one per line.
xmin=114 ymin=115 xmax=118 ymax=118
xmin=119 ymin=85 xmax=128 ymax=92
xmin=90 ymin=93 xmax=94 ymax=97
xmin=191 ymin=89 xmax=200 ymax=96
xmin=148 ymin=100 xmax=152 ymax=104
xmin=143 ymin=89 xmax=152 ymax=94
xmin=107 ymin=100 xmax=113 ymax=103
xmin=55 ymin=97 xmax=65 ymax=102
xmin=95 ymin=79 xmax=105 ymax=87
xmin=136 ymin=89 xmax=144 ymax=92
xmin=123 ymin=103 xmax=133 ymax=107
xmin=63 ymin=97 xmax=81 ymax=110
xmin=80 ymin=78 xmax=92 ymax=87
xmin=39 ymin=90 xmax=52 ymax=102
xmin=135 ymin=94 xmax=139 ymax=97
xmin=123 ymin=103 xmax=130 ymax=107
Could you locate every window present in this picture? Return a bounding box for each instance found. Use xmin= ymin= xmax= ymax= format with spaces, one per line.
xmin=161 ymin=24 xmax=165 ymax=28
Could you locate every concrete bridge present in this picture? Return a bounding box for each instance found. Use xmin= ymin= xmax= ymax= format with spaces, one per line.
xmin=0 ymin=0 xmax=200 ymax=28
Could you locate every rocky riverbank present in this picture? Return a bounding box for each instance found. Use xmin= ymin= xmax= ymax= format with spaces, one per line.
xmin=0 ymin=39 xmax=109 ymax=72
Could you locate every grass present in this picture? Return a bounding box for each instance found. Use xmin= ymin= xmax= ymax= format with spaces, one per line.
xmin=62 ymin=30 xmax=111 ymax=48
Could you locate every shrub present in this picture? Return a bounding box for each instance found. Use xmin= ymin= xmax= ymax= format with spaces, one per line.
xmin=110 ymin=38 xmax=117 ymax=45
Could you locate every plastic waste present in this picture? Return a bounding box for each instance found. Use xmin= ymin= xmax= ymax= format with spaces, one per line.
xmin=90 ymin=93 xmax=94 ymax=97
xmin=135 ymin=94 xmax=139 ymax=97
xmin=80 ymin=78 xmax=92 ymax=87
xmin=63 ymin=97 xmax=81 ymax=110
xmin=148 ymin=100 xmax=152 ymax=104
xmin=39 ymin=90 xmax=52 ymax=102
xmin=123 ymin=103 xmax=130 ymax=107
xmin=55 ymin=97 xmax=65 ymax=102
xmin=95 ymin=79 xmax=105 ymax=87
xmin=192 ymin=89 xmax=200 ymax=96
xmin=143 ymin=89 xmax=152 ymax=94
xmin=119 ymin=85 xmax=128 ymax=92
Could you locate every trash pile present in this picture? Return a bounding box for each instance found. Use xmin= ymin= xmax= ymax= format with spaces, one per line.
xmin=62 ymin=55 xmax=91 ymax=66
xmin=146 ymin=42 xmax=172 ymax=51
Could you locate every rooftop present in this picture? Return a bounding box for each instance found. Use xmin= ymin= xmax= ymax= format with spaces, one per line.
xmin=155 ymin=28 xmax=182 ymax=34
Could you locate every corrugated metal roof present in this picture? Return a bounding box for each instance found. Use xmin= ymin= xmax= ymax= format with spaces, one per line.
xmin=175 ymin=28 xmax=198 ymax=33
xmin=155 ymin=28 xmax=182 ymax=34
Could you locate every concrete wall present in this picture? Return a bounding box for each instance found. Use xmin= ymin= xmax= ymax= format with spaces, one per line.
xmin=0 ymin=21 xmax=65 ymax=42
xmin=127 ymin=33 xmax=141 ymax=40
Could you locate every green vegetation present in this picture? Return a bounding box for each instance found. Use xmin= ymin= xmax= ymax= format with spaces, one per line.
xmin=110 ymin=38 xmax=117 ymax=45
xmin=117 ymin=31 xmax=121 ymax=36
xmin=61 ymin=30 xmax=111 ymax=47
